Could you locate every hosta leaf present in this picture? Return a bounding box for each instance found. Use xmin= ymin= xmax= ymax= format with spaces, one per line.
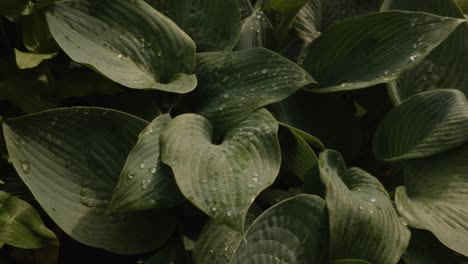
xmin=293 ymin=2 xmax=321 ymax=43
xmin=300 ymin=11 xmax=466 ymax=92
xmin=45 ymin=0 xmax=197 ymax=92
xmin=195 ymin=48 xmax=315 ymax=131
xmin=160 ymin=109 xmax=280 ymax=232
xmin=237 ymin=0 xmax=253 ymax=19
xmin=2 ymin=107 xmax=175 ymax=254
xmin=0 ymin=191 xmax=58 ymax=249
xmin=14 ymin=49 xmax=54 ymax=69
xmin=230 ymin=194 xmax=329 ymax=264
xmin=145 ymin=0 xmax=241 ymax=52
xmin=236 ymin=10 xmax=275 ymax=50
xmin=319 ymin=150 xmax=410 ymax=264
xmin=395 ymin=143 xmax=468 ymax=256
xmin=383 ymin=0 xmax=468 ymax=101
xmin=109 ymin=114 xmax=182 ymax=213
xmin=278 ymin=125 xmax=318 ymax=182
xmin=373 ymin=89 xmax=468 ymax=161
xmin=402 ymin=229 xmax=468 ymax=264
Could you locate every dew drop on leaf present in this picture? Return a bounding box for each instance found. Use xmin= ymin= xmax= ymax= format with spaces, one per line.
xmin=139 ymin=162 xmax=145 ymax=169
xmin=20 ymin=160 xmax=30 ymax=174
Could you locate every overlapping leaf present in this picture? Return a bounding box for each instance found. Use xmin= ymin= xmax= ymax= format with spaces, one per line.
xmin=383 ymin=0 xmax=468 ymax=101
xmin=0 ymin=191 xmax=57 ymax=249
xmin=395 ymin=144 xmax=468 ymax=256
xmin=195 ymin=48 xmax=315 ymax=131
xmin=160 ymin=109 xmax=280 ymax=232
xmin=300 ymin=11 xmax=466 ymax=92
xmin=230 ymin=194 xmax=329 ymax=264
xmin=319 ymin=150 xmax=410 ymax=264
xmin=108 ymin=114 xmax=182 ymax=213
xmin=45 ymin=0 xmax=197 ymax=92
xmin=3 ymin=107 xmax=175 ymax=254
xmin=374 ymin=89 xmax=468 ymax=161
xmin=236 ymin=10 xmax=275 ymax=50
xmin=145 ymin=0 xmax=241 ymax=52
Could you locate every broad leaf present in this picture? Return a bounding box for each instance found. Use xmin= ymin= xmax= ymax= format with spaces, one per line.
xmin=236 ymin=10 xmax=275 ymax=50
xmin=402 ymin=229 xmax=468 ymax=264
xmin=373 ymin=89 xmax=468 ymax=162
xmin=14 ymin=49 xmax=54 ymax=69
xmin=3 ymin=107 xmax=175 ymax=254
xmin=300 ymin=11 xmax=466 ymax=92
xmin=109 ymin=114 xmax=183 ymax=213
xmin=319 ymin=150 xmax=410 ymax=264
xmin=0 ymin=191 xmax=57 ymax=249
xmin=395 ymin=143 xmax=468 ymax=256
xmin=145 ymin=0 xmax=241 ymax=52
xmin=230 ymin=194 xmax=329 ymax=264
xmin=195 ymin=48 xmax=315 ymax=131
xmin=45 ymin=0 xmax=197 ymax=92
xmin=383 ymin=0 xmax=468 ymax=101
xmin=160 ymin=109 xmax=280 ymax=232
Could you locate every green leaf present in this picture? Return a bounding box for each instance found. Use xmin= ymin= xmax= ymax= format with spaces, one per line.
xmin=14 ymin=49 xmax=54 ymax=70
xmin=236 ymin=9 xmax=275 ymax=50
xmin=402 ymin=229 xmax=468 ymax=264
xmin=195 ymin=48 xmax=315 ymax=131
xmin=293 ymin=2 xmax=321 ymax=43
xmin=395 ymin=143 xmax=468 ymax=257
xmin=300 ymin=11 xmax=466 ymax=92
xmin=21 ymin=12 xmax=60 ymax=54
xmin=2 ymin=107 xmax=175 ymax=254
xmin=108 ymin=114 xmax=183 ymax=213
xmin=319 ymin=150 xmax=410 ymax=264
xmin=160 ymin=109 xmax=280 ymax=232
xmin=383 ymin=0 xmax=468 ymax=101
xmin=230 ymin=194 xmax=329 ymax=264
xmin=237 ymin=0 xmax=253 ymax=19
xmin=145 ymin=0 xmax=241 ymax=52
xmin=45 ymin=0 xmax=197 ymax=92
xmin=145 ymin=243 xmax=187 ymax=264
xmin=455 ymin=0 xmax=468 ymax=13
xmin=373 ymin=89 xmax=468 ymax=162
xmin=278 ymin=125 xmax=318 ymax=182
xmin=0 ymin=0 xmax=33 ymax=15
xmin=0 ymin=191 xmax=58 ymax=249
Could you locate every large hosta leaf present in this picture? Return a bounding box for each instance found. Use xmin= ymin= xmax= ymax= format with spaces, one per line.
xmin=373 ymin=89 xmax=468 ymax=161
xmin=395 ymin=144 xmax=468 ymax=256
xmin=145 ymin=0 xmax=241 ymax=52
xmin=230 ymin=194 xmax=329 ymax=264
xmin=160 ymin=109 xmax=280 ymax=232
xmin=0 ymin=191 xmax=57 ymax=249
xmin=383 ymin=0 xmax=468 ymax=101
xmin=319 ymin=150 xmax=410 ymax=264
xmin=45 ymin=0 xmax=196 ymax=92
xmin=3 ymin=107 xmax=175 ymax=254
xmin=195 ymin=48 xmax=315 ymax=130
xmin=300 ymin=11 xmax=466 ymax=92
xmin=108 ymin=114 xmax=182 ymax=213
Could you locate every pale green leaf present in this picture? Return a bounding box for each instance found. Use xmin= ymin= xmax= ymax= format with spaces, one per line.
xmin=161 ymin=109 xmax=280 ymax=232
xmin=236 ymin=10 xmax=275 ymax=50
xmin=14 ymin=49 xmax=54 ymax=69
xmin=45 ymin=0 xmax=196 ymax=92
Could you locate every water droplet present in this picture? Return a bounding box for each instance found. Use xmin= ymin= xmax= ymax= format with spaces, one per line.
xmin=65 ymin=160 xmax=72 ymax=168
xmin=227 ymin=211 xmax=232 ymax=216
xmin=139 ymin=163 xmax=145 ymax=169
xmin=80 ymin=196 xmax=96 ymax=207
xmin=371 ymin=198 xmax=376 ymax=203
xmin=149 ymin=167 xmax=157 ymax=174
xmin=141 ymin=180 xmax=149 ymax=190
xmin=209 ymin=249 xmax=214 ymax=254
xmin=251 ymin=177 xmax=258 ymax=183
xmin=223 ymin=94 xmax=229 ymax=98
xmin=20 ymin=160 xmax=30 ymax=174
xmin=211 ymin=206 xmax=217 ymax=212
xmin=410 ymin=55 xmax=418 ymax=62
xmin=358 ymin=205 xmax=364 ymax=210
xmin=128 ymin=172 xmax=136 ymax=180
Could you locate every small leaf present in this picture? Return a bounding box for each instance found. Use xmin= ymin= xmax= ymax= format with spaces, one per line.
xmin=300 ymin=11 xmax=466 ymax=92
xmin=230 ymin=194 xmax=329 ymax=264
xmin=373 ymin=89 xmax=468 ymax=161
xmin=14 ymin=49 xmax=54 ymax=69
xmin=0 ymin=191 xmax=58 ymax=249
xmin=145 ymin=0 xmax=241 ymax=52
xmin=319 ymin=150 xmax=410 ymax=264
xmin=45 ymin=0 xmax=197 ymax=92
xmin=3 ymin=107 xmax=176 ymax=254
xmin=161 ymin=109 xmax=280 ymax=232
xmin=236 ymin=10 xmax=275 ymax=50
xmin=109 ymin=114 xmax=183 ymax=213
xmin=195 ymin=48 xmax=315 ymax=131
xmin=395 ymin=143 xmax=468 ymax=257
